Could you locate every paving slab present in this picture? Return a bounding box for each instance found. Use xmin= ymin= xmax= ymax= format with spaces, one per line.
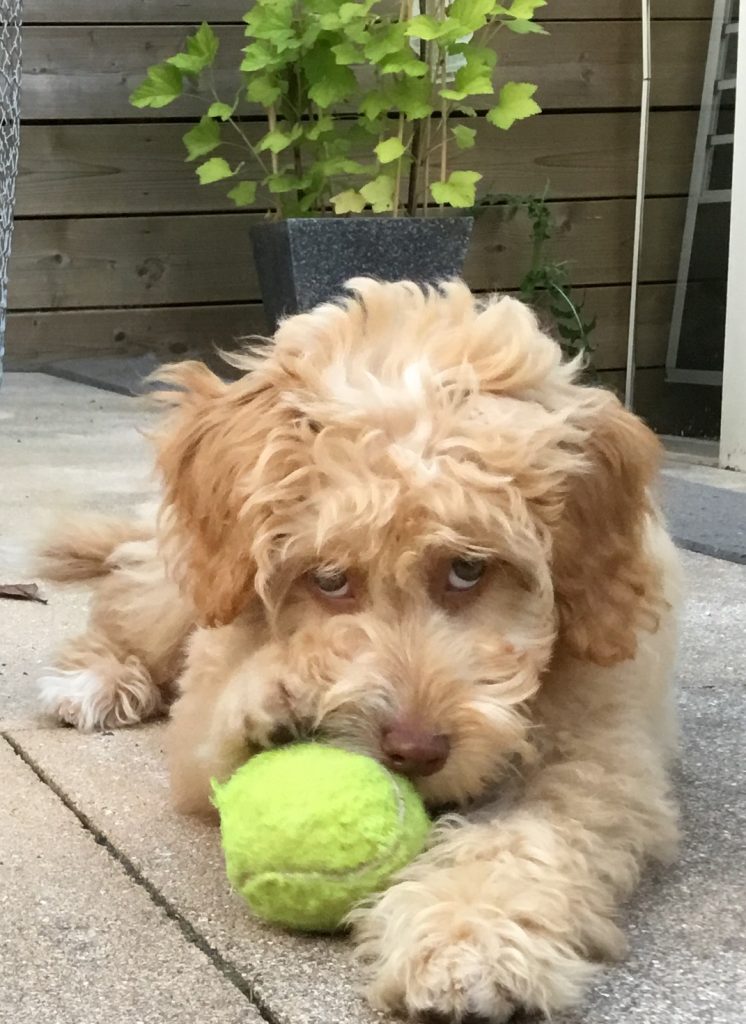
xmin=4 ymin=550 xmax=745 ymax=1024
xmin=2 ymin=373 xmax=746 ymax=1024
xmin=0 ymin=373 xmax=157 ymax=730
xmin=3 ymin=724 xmax=381 ymax=1024
xmin=0 ymin=740 xmax=262 ymax=1024
xmin=0 ymin=372 xmax=157 ymax=527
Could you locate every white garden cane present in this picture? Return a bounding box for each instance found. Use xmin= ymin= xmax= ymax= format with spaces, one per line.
xmin=625 ymin=0 xmax=652 ymax=410
xmin=0 ymin=0 xmax=22 ymax=388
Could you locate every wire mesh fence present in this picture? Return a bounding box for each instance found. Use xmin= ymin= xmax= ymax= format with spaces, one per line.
xmin=0 ymin=1 xmax=22 ymax=385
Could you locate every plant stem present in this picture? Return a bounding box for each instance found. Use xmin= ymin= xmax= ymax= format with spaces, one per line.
xmin=266 ymin=105 xmax=280 ymax=178
xmin=422 ymin=111 xmax=432 ymax=215
xmin=391 ymin=114 xmax=406 ymax=216
xmin=405 ymin=0 xmax=424 ymax=216
xmin=207 ymin=79 xmax=269 ymax=177
xmin=390 ymin=0 xmax=412 ymax=217
xmin=550 ymin=282 xmax=587 ymax=341
xmin=439 ymin=62 xmax=448 ymax=199
xmin=480 ymin=15 xmax=506 ymax=52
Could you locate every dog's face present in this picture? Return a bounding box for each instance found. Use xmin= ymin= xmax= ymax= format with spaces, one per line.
xmin=154 ymin=280 xmax=662 ymax=805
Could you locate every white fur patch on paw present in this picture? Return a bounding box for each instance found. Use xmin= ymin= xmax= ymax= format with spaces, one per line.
xmin=37 ymin=666 xmax=160 ymax=732
xmin=38 ymin=669 xmax=110 ymax=731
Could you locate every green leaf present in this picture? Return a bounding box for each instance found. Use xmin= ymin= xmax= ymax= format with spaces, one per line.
xmin=404 ymin=14 xmax=446 ymax=40
xmin=207 ymin=101 xmax=235 ymax=121
xmin=360 ymin=90 xmax=390 ymax=120
xmin=267 ymin=172 xmax=312 ymax=194
xmin=331 ymin=41 xmax=362 ymax=65
xmin=380 ymin=52 xmax=428 ymax=77
xmin=506 ymin=18 xmax=549 ymax=34
xmin=364 ymin=24 xmax=406 ymax=63
xmin=227 ymin=180 xmax=258 ymax=206
xmin=509 ymin=0 xmax=547 ymax=17
xmin=196 ymin=157 xmax=235 ymax=184
xmin=440 ymin=81 xmax=490 ymax=101
xmin=345 ymin=21 xmax=371 ymax=45
xmin=129 ymin=63 xmax=183 ymax=109
xmin=192 ymin=21 xmax=219 ymax=61
xmin=447 ymin=0 xmax=495 ymax=31
xmin=241 ymin=41 xmax=276 ymax=72
xmin=167 ymin=53 xmax=205 ymax=73
xmin=451 ymin=124 xmax=476 ymax=149
xmin=430 ymin=170 xmax=482 ymax=208
xmin=359 ymin=174 xmax=395 ymax=213
xmin=486 ymin=81 xmax=541 ymax=129
xmin=303 ymin=43 xmax=357 ymax=108
xmin=306 ymin=115 xmax=335 ymax=141
xmin=440 ymin=52 xmax=496 ymax=101
xmin=257 ymin=125 xmax=302 ymax=154
xmin=319 ymin=156 xmax=369 ymax=175
xmin=168 ymin=22 xmax=219 ymax=74
xmin=387 ymin=78 xmax=433 ymax=120
xmin=330 ymin=189 xmax=367 ymax=214
xmin=375 ymin=137 xmax=407 ymax=164
xmin=244 ymin=0 xmax=297 ymax=48
xmin=339 ymin=1 xmax=377 ymax=23
xmin=246 ymin=74 xmax=282 ymax=106
xmin=183 ymin=116 xmax=221 ymax=161
xmin=458 ymin=44 xmax=498 ymax=69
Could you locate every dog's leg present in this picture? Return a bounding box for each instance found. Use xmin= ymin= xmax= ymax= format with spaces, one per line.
xmin=352 ymin=647 xmax=679 ymax=1021
xmin=38 ymin=536 xmax=193 ymax=731
xmin=165 ymin=632 xmax=305 ymax=818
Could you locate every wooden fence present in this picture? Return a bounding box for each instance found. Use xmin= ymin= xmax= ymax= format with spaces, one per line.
xmin=7 ymin=0 xmax=712 ymax=392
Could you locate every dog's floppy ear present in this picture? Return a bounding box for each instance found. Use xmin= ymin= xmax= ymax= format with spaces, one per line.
xmin=150 ymin=361 xmax=283 ymax=628
xmin=551 ymin=393 xmax=663 ymax=666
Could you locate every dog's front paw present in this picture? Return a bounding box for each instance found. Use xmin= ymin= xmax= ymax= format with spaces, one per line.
xmin=210 ymin=654 xmax=308 ymax=755
xmin=352 ymin=867 xmax=600 ymax=1022
xmin=38 ymin=660 xmax=162 ymax=731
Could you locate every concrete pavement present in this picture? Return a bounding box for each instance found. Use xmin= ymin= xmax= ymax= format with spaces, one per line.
xmin=1 ymin=373 xmax=744 ymax=1024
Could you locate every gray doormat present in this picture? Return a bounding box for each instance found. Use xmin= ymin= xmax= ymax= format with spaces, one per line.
xmin=40 ymin=354 xmax=164 ymax=397
xmin=661 ymin=474 xmax=746 ymax=564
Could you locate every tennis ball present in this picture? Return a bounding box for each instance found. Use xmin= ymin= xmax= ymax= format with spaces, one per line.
xmin=212 ymin=743 xmax=431 ymax=933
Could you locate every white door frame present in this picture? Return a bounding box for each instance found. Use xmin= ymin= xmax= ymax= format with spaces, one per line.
xmin=720 ymin=18 xmax=746 ymax=470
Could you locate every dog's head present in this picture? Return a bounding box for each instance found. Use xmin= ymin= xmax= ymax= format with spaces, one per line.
xmin=153 ymin=279 xmax=662 ymax=805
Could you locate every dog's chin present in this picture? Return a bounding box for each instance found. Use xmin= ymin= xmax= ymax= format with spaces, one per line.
xmin=412 ymin=760 xmax=509 ymax=810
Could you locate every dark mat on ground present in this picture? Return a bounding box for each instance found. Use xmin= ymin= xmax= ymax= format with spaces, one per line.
xmin=661 ymin=473 xmax=746 ymax=564
xmin=40 ymin=354 xmax=164 ymax=396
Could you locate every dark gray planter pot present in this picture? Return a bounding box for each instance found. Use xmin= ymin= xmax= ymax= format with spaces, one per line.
xmin=250 ymin=216 xmax=473 ymax=329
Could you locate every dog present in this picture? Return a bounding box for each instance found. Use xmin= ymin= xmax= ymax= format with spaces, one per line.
xmin=36 ymin=279 xmax=680 ymax=1022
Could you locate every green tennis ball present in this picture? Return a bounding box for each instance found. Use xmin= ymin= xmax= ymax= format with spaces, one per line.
xmin=212 ymin=743 xmax=431 ymax=933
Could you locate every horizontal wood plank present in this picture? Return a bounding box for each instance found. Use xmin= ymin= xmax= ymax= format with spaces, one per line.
xmin=20 ymin=21 xmax=708 ymax=121
xmin=15 ymin=110 xmax=697 ymax=216
xmin=23 ymin=0 xmax=713 ymax=24
xmin=577 ymin=282 xmax=672 ymax=370
xmin=464 ymin=197 xmax=685 ymax=291
xmin=23 ymin=1 xmax=247 ymax=23
xmin=7 ymin=198 xmax=686 ymax=311
xmin=5 ymin=304 xmax=267 ymax=368
xmin=5 ymin=283 xmax=672 ymax=372
xmin=538 ymin=1 xmax=712 ymax=17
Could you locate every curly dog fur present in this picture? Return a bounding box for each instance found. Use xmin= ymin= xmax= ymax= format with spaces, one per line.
xmin=37 ymin=279 xmax=680 ymax=1021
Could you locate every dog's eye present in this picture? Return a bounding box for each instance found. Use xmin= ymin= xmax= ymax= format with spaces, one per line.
xmin=447 ymin=557 xmax=486 ymax=592
xmin=310 ymin=569 xmax=351 ymax=599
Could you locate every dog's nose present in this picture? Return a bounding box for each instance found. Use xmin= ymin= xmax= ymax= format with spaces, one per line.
xmin=381 ymin=720 xmax=450 ymax=777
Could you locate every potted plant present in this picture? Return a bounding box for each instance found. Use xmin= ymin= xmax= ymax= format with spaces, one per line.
xmin=131 ymin=0 xmax=544 ymax=325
